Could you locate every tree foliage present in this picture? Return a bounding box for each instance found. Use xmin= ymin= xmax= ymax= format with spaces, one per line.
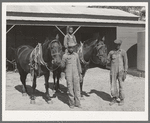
xmin=88 ymin=6 xmax=145 ymax=21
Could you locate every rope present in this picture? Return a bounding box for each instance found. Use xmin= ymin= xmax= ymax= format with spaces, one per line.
xmin=45 ymin=64 xmax=61 ymax=72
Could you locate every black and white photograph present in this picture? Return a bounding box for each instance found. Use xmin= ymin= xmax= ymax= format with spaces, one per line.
xmin=2 ymin=2 xmax=148 ymax=121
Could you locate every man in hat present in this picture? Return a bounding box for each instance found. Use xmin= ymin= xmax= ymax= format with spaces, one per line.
xmin=61 ymin=41 xmax=82 ymax=109
xmin=64 ymin=26 xmax=77 ymax=53
xmin=107 ymin=39 xmax=128 ymax=106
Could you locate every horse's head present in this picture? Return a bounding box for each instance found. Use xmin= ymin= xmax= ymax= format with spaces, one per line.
xmin=43 ymin=35 xmax=62 ymax=67
xmin=92 ymin=40 xmax=107 ymax=66
xmin=49 ymin=39 xmax=62 ymax=66
xmin=77 ymin=38 xmax=99 ymax=62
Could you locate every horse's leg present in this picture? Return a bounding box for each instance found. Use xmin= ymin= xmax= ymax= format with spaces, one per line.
xmin=17 ymin=63 xmax=28 ymax=96
xmin=53 ymin=71 xmax=56 ymax=90
xmin=20 ymin=73 xmax=28 ymax=96
xmin=44 ymin=71 xmax=52 ymax=104
xmin=30 ymin=75 xmax=37 ymax=104
xmin=80 ymin=76 xmax=84 ymax=98
xmin=56 ymin=70 xmax=61 ymax=91
xmin=80 ymin=68 xmax=86 ymax=100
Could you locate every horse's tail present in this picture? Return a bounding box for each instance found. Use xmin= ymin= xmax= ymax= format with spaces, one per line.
xmin=15 ymin=46 xmax=21 ymax=64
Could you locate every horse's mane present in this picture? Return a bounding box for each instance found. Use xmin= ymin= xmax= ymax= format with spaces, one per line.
xmin=42 ymin=37 xmax=59 ymax=49
xmin=83 ymin=37 xmax=97 ymax=47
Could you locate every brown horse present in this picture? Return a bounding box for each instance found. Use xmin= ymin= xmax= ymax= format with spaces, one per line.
xmin=15 ymin=36 xmax=62 ymax=104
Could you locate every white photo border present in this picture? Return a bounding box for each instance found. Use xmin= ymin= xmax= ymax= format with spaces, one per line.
xmin=2 ymin=2 xmax=148 ymax=121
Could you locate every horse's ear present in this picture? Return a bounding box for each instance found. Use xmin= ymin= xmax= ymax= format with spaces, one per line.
xmin=102 ymin=36 xmax=105 ymax=41
xmin=56 ymin=34 xmax=59 ymax=40
xmin=96 ymin=39 xmax=99 ymax=43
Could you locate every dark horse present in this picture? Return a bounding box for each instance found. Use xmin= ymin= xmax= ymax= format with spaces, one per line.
xmin=53 ymin=37 xmax=107 ymax=98
xmin=15 ymin=36 xmax=62 ymax=104
xmin=78 ymin=38 xmax=107 ymax=98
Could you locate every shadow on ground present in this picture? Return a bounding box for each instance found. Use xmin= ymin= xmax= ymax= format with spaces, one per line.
xmin=15 ymin=85 xmax=51 ymax=103
xmin=48 ymin=82 xmax=69 ymax=106
xmin=88 ymin=89 xmax=111 ymax=102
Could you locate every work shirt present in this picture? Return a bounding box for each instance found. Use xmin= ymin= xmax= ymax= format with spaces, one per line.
xmin=64 ymin=34 xmax=77 ymax=49
xmin=61 ymin=52 xmax=82 ymax=76
xmin=107 ymin=49 xmax=128 ymax=74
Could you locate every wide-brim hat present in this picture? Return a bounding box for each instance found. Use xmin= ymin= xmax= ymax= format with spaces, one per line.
xmin=114 ymin=39 xmax=122 ymax=45
xmin=68 ymin=42 xmax=76 ymax=47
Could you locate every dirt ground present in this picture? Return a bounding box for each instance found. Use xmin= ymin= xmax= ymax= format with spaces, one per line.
xmin=6 ymin=68 xmax=145 ymax=111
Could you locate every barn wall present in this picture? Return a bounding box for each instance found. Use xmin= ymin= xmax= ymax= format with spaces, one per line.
xmin=117 ymin=27 xmax=145 ymax=68
xmin=7 ymin=26 xmax=117 ymax=58
xmin=104 ymin=27 xmax=116 ymax=53
xmin=6 ymin=25 xmax=61 ymax=48
xmin=137 ymin=31 xmax=145 ymax=71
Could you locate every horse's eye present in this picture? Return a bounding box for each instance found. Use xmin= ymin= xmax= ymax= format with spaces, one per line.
xmin=53 ymin=54 xmax=56 ymax=58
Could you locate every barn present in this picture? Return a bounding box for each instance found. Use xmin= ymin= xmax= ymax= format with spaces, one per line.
xmin=6 ymin=5 xmax=145 ymax=76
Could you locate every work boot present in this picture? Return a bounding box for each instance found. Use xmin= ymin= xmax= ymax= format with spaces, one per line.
xmin=118 ymin=99 xmax=124 ymax=106
xmin=109 ymin=97 xmax=117 ymax=106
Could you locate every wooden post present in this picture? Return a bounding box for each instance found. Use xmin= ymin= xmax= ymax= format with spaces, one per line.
xmin=73 ymin=26 xmax=81 ymax=35
xmin=55 ymin=26 xmax=65 ymax=36
xmin=6 ymin=25 xmax=16 ymax=34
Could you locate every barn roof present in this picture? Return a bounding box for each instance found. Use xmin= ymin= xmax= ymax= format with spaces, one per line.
xmin=6 ymin=5 xmax=145 ymax=27
xmin=7 ymin=5 xmax=138 ymax=18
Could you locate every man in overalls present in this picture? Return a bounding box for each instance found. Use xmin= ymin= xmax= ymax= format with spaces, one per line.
xmin=107 ymin=39 xmax=128 ymax=106
xmin=61 ymin=41 xmax=82 ymax=109
xmin=64 ymin=26 xmax=77 ymax=53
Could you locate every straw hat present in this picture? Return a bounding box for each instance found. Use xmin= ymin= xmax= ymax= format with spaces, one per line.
xmin=68 ymin=42 xmax=76 ymax=47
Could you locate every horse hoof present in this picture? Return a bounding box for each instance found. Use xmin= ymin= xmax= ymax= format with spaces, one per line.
xmin=47 ymin=100 xmax=53 ymax=104
xmin=22 ymin=93 xmax=27 ymax=96
xmin=80 ymin=96 xmax=85 ymax=100
xmin=30 ymin=100 xmax=35 ymax=104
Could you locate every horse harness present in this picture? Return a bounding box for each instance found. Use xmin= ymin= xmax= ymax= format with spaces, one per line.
xmin=49 ymin=40 xmax=62 ymax=59
xmin=29 ymin=40 xmax=62 ymax=78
